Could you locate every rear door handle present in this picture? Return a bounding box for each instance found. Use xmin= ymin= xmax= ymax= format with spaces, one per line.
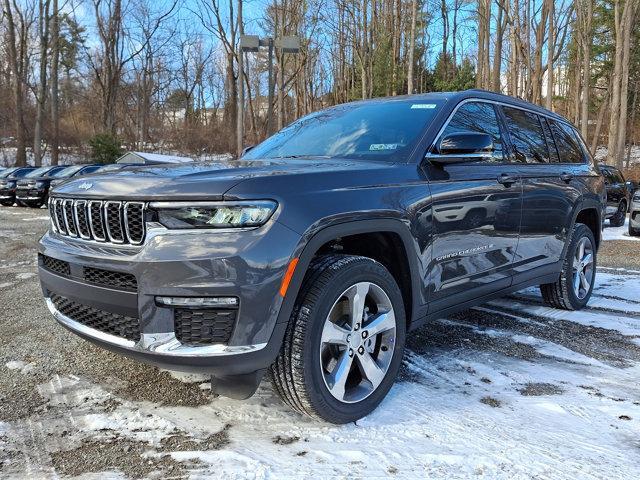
xmin=560 ymin=172 xmax=573 ymax=183
xmin=497 ymin=173 xmax=517 ymax=187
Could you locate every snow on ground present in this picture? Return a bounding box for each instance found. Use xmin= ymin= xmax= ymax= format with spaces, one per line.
xmin=4 ymin=271 xmax=640 ymax=478
xmin=602 ymin=216 xmax=640 ymax=242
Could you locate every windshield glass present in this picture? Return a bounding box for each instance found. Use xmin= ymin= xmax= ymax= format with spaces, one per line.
xmin=51 ymin=165 xmax=83 ymax=178
xmin=11 ymin=168 xmax=34 ymax=178
xmin=243 ymin=99 xmax=444 ymax=162
xmin=95 ymin=164 xmax=123 ymax=172
xmin=0 ymin=167 xmax=19 ymax=178
xmin=25 ymin=166 xmax=53 ymax=178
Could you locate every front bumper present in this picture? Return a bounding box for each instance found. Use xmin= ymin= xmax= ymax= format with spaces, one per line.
xmin=16 ymin=187 xmax=45 ymax=202
xmin=38 ymin=220 xmax=300 ymax=375
xmin=0 ymin=188 xmax=15 ymax=201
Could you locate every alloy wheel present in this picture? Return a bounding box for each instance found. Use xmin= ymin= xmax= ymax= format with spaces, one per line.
xmin=319 ymin=282 xmax=396 ymax=403
xmin=573 ymin=236 xmax=594 ymax=300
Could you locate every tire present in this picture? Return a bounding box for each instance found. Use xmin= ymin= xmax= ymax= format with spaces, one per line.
xmin=630 ymin=220 xmax=640 ymax=237
xmin=0 ymin=200 xmax=13 ymax=207
xmin=609 ymin=201 xmax=627 ymax=227
xmin=28 ymin=201 xmax=44 ymax=208
xmin=270 ymin=254 xmax=406 ymax=423
xmin=540 ymin=223 xmax=596 ymax=310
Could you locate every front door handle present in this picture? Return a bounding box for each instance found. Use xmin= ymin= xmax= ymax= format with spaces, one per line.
xmin=497 ymin=173 xmax=517 ymax=187
xmin=560 ymin=172 xmax=573 ymax=183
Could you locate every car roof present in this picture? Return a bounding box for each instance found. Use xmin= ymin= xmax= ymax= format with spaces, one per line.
xmin=353 ymin=89 xmax=570 ymax=125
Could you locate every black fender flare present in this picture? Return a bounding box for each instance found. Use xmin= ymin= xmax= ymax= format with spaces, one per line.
xmin=274 ymin=218 xmax=425 ymax=328
xmin=567 ymin=197 xmax=603 ymax=253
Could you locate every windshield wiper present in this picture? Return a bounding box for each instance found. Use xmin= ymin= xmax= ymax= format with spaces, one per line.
xmin=271 ymin=154 xmax=332 ymax=159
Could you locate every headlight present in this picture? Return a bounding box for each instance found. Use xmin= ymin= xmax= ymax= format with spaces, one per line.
xmin=35 ymin=181 xmax=45 ymax=188
xmin=149 ymin=201 xmax=277 ymax=229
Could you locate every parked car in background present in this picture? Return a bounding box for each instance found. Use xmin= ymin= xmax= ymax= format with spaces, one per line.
xmin=600 ymin=165 xmax=630 ymax=227
xmin=630 ymin=191 xmax=640 ymax=236
xmin=46 ymin=164 xmax=102 ymax=191
xmin=0 ymin=167 xmax=36 ymax=206
xmin=39 ymin=90 xmax=605 ymax=423
xmin=15 ymin=166 xmax=70 ymax=207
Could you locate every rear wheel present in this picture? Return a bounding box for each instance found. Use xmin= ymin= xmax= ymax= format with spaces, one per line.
xmin=270 ymin=255 xmax=406 ymax=423
xmin=609 ymin=201 xmax=627 ymax=227
xmin=540 ymin=223 xmax=596 ymax=310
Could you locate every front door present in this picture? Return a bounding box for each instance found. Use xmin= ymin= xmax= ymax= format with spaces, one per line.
xmin=425 ymin=101 xmax=522 ymax=311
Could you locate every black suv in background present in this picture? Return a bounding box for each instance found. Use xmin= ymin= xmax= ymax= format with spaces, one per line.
xmin=38 ymin=90 xmax=604 ymax=423
xmin=15 ymin=166 xmax=69 ymax=207
xmin=17 ymin=164 xmax=103 ymax=208
xmin=0 ymin=166 xmax=36 ymax=206
xmin=599 ymin=164 xmax=632 ymax=227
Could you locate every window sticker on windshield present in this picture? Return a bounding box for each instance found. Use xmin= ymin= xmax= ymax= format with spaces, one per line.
xmin=410 ymin=103 xmax=437 ymax=109
xmin=369 ymin=144 xmax=400 ymax=151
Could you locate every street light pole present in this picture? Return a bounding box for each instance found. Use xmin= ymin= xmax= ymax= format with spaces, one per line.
xmin=239 ymin=34 xmax=300 ymax=141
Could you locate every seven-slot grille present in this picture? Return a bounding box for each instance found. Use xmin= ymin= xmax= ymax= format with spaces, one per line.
xmin=49 ymin=198 xmax=146 ymax=245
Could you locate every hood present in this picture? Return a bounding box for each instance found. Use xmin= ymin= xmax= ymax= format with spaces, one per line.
xmin=50 ymin=157 xmax=392 ymax=200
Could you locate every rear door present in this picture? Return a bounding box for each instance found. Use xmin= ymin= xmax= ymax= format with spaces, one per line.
xmin=500 ymin=106 xmax=586 ymax=277
xmin=425 ymin=101 xmax=522 ymax=309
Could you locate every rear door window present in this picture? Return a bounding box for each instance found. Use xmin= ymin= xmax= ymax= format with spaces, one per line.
xmin=550 ymin=120 xmax=585 ymax=164
xmin=502 ymin=106 xmax=549 ymax=163
xmin=441 ymin=101 xmax=505 ymax=161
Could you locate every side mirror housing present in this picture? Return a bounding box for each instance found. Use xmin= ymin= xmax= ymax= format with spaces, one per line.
xmin=438 ymin=132 xmax=493 ymax=155
xmin=426 ymin=132 xmax=494 ymax=165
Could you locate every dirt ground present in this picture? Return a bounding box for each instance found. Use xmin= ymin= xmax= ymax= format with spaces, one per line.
xmin=1 ymin=207 xmax=639 ymax=479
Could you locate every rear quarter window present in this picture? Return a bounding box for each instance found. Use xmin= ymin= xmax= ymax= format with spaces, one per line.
xmin=550 ymin=120 xmax=585 ymax=164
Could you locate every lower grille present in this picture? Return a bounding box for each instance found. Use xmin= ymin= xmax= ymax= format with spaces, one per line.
xmin=50 ymin=293 xmax=140 ymax=342
xmin=174 ymin=308 xmax=236 ymax=346
xmin=83 ymin=266 xmax=137 ymax=291
xmin=40 ymin=254 xmax=70 ymax=276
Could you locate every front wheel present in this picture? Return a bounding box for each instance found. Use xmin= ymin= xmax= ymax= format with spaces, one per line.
xmin=630 ymin=219 xmax=640 ymax=237
xmin=540 ymin=223 xmax=596 ymax=310
xmin=0 ymin=200 xmax=13 ymax=207
xmin=270 ymin=255 xmax=406 ymax=423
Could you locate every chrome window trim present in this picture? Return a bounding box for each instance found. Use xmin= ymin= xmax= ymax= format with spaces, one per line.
xmin=63 ymin=199 xmax=78 ymax=237
xmin=123 ymin=201 xmax=146 ymax=245
xmin=104 ymin=201 xmax=125 ymax=244
xmin=88 ymin=200 xmax=106 ymax=242
xmin=427 ymin=97 xmax=586 ymax=164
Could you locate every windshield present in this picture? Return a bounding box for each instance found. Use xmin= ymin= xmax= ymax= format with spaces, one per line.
xmin=11 ymin=168 xmax=34 ymax=178
xmin=51 ymin=165 xmax=84 ymax=178
xmin=243 ymin=99 xmax=444 ymax=162
xmin=0 ymin=167 xmax=19 ymax=178
xmin=25 ymin=166 xmax=54 ymax=178
xmin=95 ymin=164 xmax=123 ymax=172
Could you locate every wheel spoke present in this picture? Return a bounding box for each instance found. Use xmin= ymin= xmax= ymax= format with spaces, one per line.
xmin=357 ymin=352 xmax=386 ymax=389
xmin=573 ymin=270 xmax=581 ymax=293
xmin=321 ymin=321 xmax=350 ymax=346
xmin=582 ymin=253 xmax=593 ymax=266
xmin=327 ymin=351 xmax=353 ymax=400
xmin=580 ymin=271 xmax=590 ymax=291
xmin=347 ymin=282 xmax=369 ymax=327
xmin=364 ymin=311 xmax=395 ymax=337
xmin=578 ymin=239 xmax=585 ymax=262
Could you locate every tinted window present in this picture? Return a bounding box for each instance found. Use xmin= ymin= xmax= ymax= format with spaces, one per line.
xmin=243 ymin=100 xmax=444 ymax=162
xmin=10 ymin=168 xmax=34 ymax=178
xmin=550 ymin=120 xmax=584 ymax=164
xmin=78 ymin=166 xmax=100 ymax=175
xmin=540 ymin=117 xmax=560 ymax=163
xmin=608 ymin=168 xmax=624 ymax=183
xmin=441 ymin=102 xmax=504 ymax=161
xmin=502 ymin=107 xmax=549 ymax=163
xmin=25 ymin=167 xmax=51 ymax=178
xmin=51 ymin=165 xmax=84 ymax=178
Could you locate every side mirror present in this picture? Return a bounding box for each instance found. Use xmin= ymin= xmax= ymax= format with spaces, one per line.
xmin=426 ymin=132 xmax=494 ymax=165
xmin=438 ymin=132 xmax=493 ymax=155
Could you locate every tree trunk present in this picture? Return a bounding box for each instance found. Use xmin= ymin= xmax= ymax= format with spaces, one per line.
xmin=545 ymin=0 xmax=554 ymax=110
xmin=50 ymin=0 xmax=60 ymax=165
xmin=33 ymin=0 xmax=52 ymax=166
xmin=407 ymin=0 xmax=417 ymax=94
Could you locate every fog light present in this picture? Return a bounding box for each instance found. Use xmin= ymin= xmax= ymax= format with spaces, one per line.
xmin=156 ymin=296 xmax=238 ymax=308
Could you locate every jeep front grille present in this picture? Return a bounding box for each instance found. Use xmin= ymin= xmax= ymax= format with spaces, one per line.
xmin=50 ymin=198 xmax=146 ymax=245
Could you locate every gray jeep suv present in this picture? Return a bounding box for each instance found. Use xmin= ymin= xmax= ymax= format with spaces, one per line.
xmin=38 ymin=90 xmax=605 ymax=423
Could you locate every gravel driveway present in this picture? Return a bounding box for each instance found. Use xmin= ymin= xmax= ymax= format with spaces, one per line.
xmin=1 ymin=207 xmax=639 ymax=479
